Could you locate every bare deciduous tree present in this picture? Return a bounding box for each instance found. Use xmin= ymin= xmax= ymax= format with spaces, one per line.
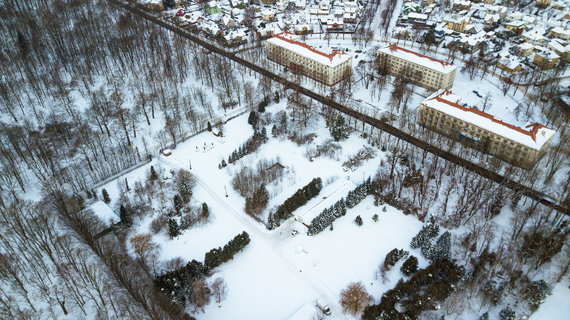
xmin=339 ymin=282 xmax=372 ymax=315
xmin=210 ymin=277 xmax=228 ymax=304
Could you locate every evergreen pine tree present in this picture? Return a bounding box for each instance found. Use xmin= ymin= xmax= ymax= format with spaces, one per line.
xmin=479 ymin=312 xmax=489 ymax=320
xmin=267 ymin=213 xmax=276 ymax=230
xmin=163 ymin=0 xmax=176 ymax=8
xmin=499 ymin=306 xmax=515 ymax=320
xmin=372 ymin=214 xmax=379 ymax=222
xmin=328 ymin=114 xmax=349 ymax=141
xmin=410 ymin=223 xmax=439 ymax=249
xmin=280 ymin=112 xmax=288 ymax=133
xmin=202 ymin=202 xmax=209 ymax=219
xmin=207 ymin=121 xmax=212 ymax=131
xmin=355 ymin=215 xmax=363 ymax=226
xmin=274 ymin=91 xmax=280 ymax=103
xmin=431 ymin=231 xmax=451 ymax=262
xmin=173 ymin=194 xmax=183 ymax=215
xmin=247 ymin=111 xmax=258 ymax=128
xmin=120 ymin=204 xmax=132 ymax=227
xmin=258 ymin=101 xmax=265 ymax=113
xmin=102 ymin=188 xmax=111 ymax=204
xmin=168 ymin=219 xmax=180 ymax=238
xmin=150 ymin=165 xmax=158 ymax=181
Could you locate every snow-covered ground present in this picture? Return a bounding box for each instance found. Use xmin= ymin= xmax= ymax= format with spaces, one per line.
xmin=530 ymin=278 xmax=570 ymax=320
xmin=97 ymin=102 xmax=427 ymax=319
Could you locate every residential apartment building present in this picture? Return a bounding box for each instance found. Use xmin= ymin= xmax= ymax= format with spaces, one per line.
xmin=265 ymin=32 xmax=352 ymax=86
xmin=418 ymin=90 xmax=555 ymax=169
xmin=376 ymin=44 xmax=457 ymax=90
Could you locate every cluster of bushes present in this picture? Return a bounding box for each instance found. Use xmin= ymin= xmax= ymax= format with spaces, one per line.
xmin=168 ymin=201 xmax=209 ymax=238
xmin=223 ymin=129 xmax=268 ymax=166
xmin=362 ymin=259 xmax=462 ymax=319
xmin=231 ymin=157 xmax=285 ymax=198
xmin=307 ymin=199 xmax=347 ymax=235
xmin=304 ymin=140 xmax=341 ymax=160
xmin=381 ymin=248 xmax=409 ymax=276
xmin=204 ymin=231 xmax=251 ymax=270
xmin=244 ymin=185 xmax=269 ymax=217
xmin=342 ymin=147 xmax=376 ymax=172
xmin=145 ymin=169 xmax=205 ymax=238
xmin=155 ymin=259 xmax=207 ymax=304
xmin=268 ymin=178 xmax=322 ymax=229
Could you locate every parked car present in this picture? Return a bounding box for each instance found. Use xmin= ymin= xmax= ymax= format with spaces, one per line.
xmin=316 ymin=299 xmax=331 ymax=315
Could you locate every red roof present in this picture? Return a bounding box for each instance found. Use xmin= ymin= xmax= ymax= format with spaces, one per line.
xmin=431 ymin=91 xmax=549 ymax=142
xmin=387 ymin=44 xmax=452 ymax=67
xmin=272 ymin=32 xmax=344 ymax=62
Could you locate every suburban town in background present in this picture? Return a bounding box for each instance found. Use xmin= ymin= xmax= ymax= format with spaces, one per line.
xmin=0 ymin=0 xmax=569 ymax=319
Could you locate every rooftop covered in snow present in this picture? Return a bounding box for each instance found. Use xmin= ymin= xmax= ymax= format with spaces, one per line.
xmin=266 ymin=32 xmax=351 ymax=67
xmin=421 ymin=90 xmax=555 ymax=150
xmin=378 ymin=44 xmax=457 ymax=74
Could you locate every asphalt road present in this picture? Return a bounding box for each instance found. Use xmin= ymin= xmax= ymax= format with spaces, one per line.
xmin=107 ymin=0 xmax=568 ymax=215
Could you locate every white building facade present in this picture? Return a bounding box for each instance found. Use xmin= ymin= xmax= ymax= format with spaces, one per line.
xmin=265 ymin=32 xmax=352 ymax=86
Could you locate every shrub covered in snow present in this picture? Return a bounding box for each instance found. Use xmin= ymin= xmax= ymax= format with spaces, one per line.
xmin=226 ymin=129 xmax=268 ymax=165
xmin=307 ymin=199 xmax=347 ymax=235
xmin=342 ymin=147 xmax=375 ymax=172
xmin=345 ymin=178 xmax=371 ymax=208
xmin=272 ymin=177 xmax=322 ymax=226
xmin=400 ymin=255 xmax=418 ymax=276
xmin=204 ymin=231 xmax=251 ymax=271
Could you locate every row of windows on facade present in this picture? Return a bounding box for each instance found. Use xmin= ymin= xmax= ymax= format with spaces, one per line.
xmin=268 ymin=46 xmax=349 ymax=79
xmin=382 ymin=56 xmax=447 ymax=86
xmin=420 ymin=108 xmax=532 ymax=156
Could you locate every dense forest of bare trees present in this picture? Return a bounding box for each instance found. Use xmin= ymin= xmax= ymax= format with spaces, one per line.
xmin=0 ymin=0 xmax=268 ymax=318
